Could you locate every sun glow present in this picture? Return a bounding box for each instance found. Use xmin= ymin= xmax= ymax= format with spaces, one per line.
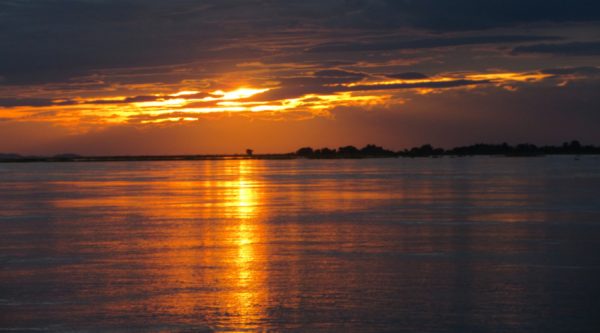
xmin=131 ymin=87 xmax=387 ymax=123
xmin=211 ymin=88 xmax=269 ymax=100
xmin=2 ymin=69 xmax=560 ymax=127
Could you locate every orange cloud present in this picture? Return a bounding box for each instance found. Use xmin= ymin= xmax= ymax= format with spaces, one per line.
xmin=0 ymin=68 xmax=590 ymax=130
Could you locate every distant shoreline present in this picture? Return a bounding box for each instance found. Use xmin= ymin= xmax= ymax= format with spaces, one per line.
xmin=0 ymin=154 xmax=295 ymax=163
xmin=2 ymin=141 xmax=599 ymax=163
xmin=0 ymin=154 xmax=597 ymax=163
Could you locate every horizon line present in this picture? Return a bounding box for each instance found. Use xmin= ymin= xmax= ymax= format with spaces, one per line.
xmin=1 ymin=140 xmax=598 ymax=162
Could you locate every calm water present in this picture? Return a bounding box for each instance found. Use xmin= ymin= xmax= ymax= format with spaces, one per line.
xmin=1 ymin=157 xmax=600 ymax=332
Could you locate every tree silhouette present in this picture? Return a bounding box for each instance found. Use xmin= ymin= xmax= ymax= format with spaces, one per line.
xmin=296 ymin=147 xmax=314 ymax=157
xmin=338 ymin=145 xmax=360 ymax=155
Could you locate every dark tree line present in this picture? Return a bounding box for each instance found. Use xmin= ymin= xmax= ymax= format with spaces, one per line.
xmin=296 ymin=144 xmax=396 ymax=158
xmin=2 ymin=140 xmax=600 ymax=162
xmin=295 ymin=141 xmax=600 ymax=158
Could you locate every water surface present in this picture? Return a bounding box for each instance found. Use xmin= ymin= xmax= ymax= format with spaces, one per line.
xmin=1 ymin=157 xmax=600 ymax=332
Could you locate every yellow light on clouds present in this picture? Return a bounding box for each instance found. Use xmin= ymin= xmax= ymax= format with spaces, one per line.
xmin=212 ymin=88 xmax=270 ymax=100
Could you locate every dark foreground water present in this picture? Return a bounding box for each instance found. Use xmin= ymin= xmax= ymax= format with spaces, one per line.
xmin=1 ymin=157 xmax=600 ymax=332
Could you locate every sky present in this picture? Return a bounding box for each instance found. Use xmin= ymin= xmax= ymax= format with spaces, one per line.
xmin=1 ymin=0 xmax=599 ymax=155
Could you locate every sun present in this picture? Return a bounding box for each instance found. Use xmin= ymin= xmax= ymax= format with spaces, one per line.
xmin=211 ymin=88 xmax=269 ymax=100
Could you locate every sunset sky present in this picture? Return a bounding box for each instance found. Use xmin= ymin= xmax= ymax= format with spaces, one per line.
xmin=1 ymin=0 xmax=599 ymax=155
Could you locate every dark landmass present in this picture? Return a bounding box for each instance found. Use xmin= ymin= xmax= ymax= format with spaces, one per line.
xmin=1 ymin=141 xmax=599 ymax=163
xmin=398 ymin=140 xmax=599 ymax=157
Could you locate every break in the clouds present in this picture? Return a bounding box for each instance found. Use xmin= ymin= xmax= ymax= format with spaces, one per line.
xmin=0 ymin=0 xmax=599 ymax=154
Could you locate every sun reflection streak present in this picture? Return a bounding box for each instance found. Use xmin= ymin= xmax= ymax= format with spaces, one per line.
xmin=224 ymin=160 xmax=267 ymax=329
xmin=50 ymin=160 xmax=271 ymax=330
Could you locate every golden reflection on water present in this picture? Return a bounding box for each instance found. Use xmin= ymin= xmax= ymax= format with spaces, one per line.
xmin=176 ymin=159 xmax=267 ymax=329
xmin=4 ymin=158 xmax=599 ymax=331
xmin=225 ymin=160 xmax=267 ymax=329
xmin=50 ymin=160 xmax=269 ymax=329
xmin=29 ymin=159 xmax=568 ymax=331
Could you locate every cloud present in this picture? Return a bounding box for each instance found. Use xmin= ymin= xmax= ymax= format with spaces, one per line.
xmin=358 ymin=0 xmax=600 ymax=31
xmin=307 ymin=35 xmax=560 ymax=53
xmin=0 ymin=1 xmax=269 ymax=85
xmin=313 ymin=70 xmax=367 ymax=79
xmin=277 ymin=76 xmax=363 ymax=87
xmin=0 ymin=98 xmax=77 ymax=108
xmin=541 ymin=66 xmax=600 ymax=76
xmin=512 ymin=41 xmax=600 ymax=56
xmin=1 ymin=0 xmax=593 ymax=86
xmin=87 ymin=95 xmax=160 ymax=105
xmin=87 ymin=92 xmax=211 ymax=105
xmin=0 ymin=91 xmax=216 ymax=108
xmin=346 ymin=79 xmax=490 ymax=92
xmin=246 ymin=77 xmax=490 ymax=102
xmin=386 ymin=72 xmax=429 ymax=80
